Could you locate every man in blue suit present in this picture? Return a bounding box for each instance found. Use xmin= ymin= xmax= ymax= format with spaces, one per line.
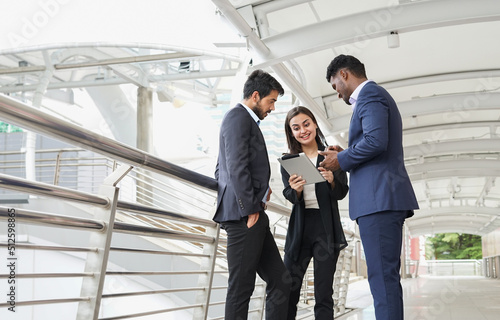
xmin=214 ymin=69 xmax=290 ymax=319
xmin=320 ymin=55 xmax=418 ymax=320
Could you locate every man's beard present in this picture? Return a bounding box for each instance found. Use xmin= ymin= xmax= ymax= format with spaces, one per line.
xmin=252 ymin=100 xmax=267 ymax=120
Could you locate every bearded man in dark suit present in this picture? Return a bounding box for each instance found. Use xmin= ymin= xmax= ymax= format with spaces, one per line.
xmin=214 ymin=69 xmax=290 ymax=320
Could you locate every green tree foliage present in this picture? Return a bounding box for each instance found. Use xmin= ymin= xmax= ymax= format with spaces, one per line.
xmin=0 ymin=122 xmax=23 ymax=133
xmin=425 ymin=233 xmax=482 ymax=260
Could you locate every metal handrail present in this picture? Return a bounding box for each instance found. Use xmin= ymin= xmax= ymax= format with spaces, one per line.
xmin=0 ymin=297 xmax=90 ymax=308
xmin=0 ymin=204 xmax=215 ymax=245
xmin=108 ymin=247 xmax=210 ymax=258
xmin=98 ymin=303 xmax=205 ymax=320
xmin=0 ymin=206 xmax=106 ymax=231
xmin=105 ymin=271 xmax=210 ymax=276
xmin=132 ymin=173 xmax=215 ymax=210
xmin=0 ymin=173 xmax=109 ymax=206
xmin=0 ymin=243 xmax=96 ymax=253
xmin=102 ymin=287 xmax=204 ymax=299
xmin=0 ymin=173 xmax=216 ymax=229
xmin=117 ymin=200 xmax=216 ymax=227
xmin=423 ymin=259 xmax=484 ymax=276
xmin=0 ymin=94 xmax=356 ymax=319
xmin=113 ymin=221 xmax=215 ymax=243
xmin=0 ymin=171 xmax=223 ymax=318
xmin=0 ymin=94 xmax=217 ymax=191
xmin=0 ymin=189 xmax=216 ymax=255
xmin=0 ymin=272 xmax=94 ymax=279
xmin=0 ymin=170 xmax=355 ymax=317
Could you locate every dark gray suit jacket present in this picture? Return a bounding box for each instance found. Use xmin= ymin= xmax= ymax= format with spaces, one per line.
xmin=213 ymin=104 xmax=270 ymax=223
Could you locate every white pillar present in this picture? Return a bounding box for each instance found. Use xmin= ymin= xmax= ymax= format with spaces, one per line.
xmin=136 ymin=87 xmax=154 ymax=205
xmin=26 ymin=52 xmax=54 ymax=181
xmin=137 ymin=87 xmax=154 ymax=152
xmin=401 ymin=226 xmax=408 ymax=279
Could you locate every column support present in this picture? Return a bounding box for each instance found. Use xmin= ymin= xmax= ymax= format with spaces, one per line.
xmin=401 ymin=225 xmax=408 ymax=279
xmin=136 ymin=87 xmax=154 ymax=205
xmin=26 ymin=51 xmax=55 ymax=181
xmin=193 ymin=206 xmax=220 ymax=320
xmin=76 ymin=165 xmax=133 ymax=320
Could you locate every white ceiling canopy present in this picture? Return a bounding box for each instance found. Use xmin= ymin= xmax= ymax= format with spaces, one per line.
xmin=0 ymin=0 xmax=499 ymax=237
xmin=212 ymin=0 xmax=500 ymax=237
xmin=0 ymin=43 xmax=243 ymax=105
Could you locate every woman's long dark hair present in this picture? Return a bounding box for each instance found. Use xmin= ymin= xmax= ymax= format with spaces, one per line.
xmin=284 ymin=106 xmax=328 ymax=154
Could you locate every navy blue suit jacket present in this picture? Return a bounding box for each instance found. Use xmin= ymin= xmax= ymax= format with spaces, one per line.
xmin=338 ymin=82 xmax=418 ymax=220
xmin=213 ymin=104 xmax=270 ymax=223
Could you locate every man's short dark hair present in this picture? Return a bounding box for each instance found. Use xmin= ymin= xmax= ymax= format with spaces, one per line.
xmin=243 ymin=69 xmax=284 ymax=99
xmin=326 ymin=54 xmax=367 ymax=82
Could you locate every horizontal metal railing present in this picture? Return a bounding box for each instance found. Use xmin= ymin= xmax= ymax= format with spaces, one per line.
xmin=117 ymin=200 xmax=216 ymax=227
xmin=1 ymin=147 xmax=215 ymax=216
xmin=0 ymin=205 xmax=105 ymax=231
xmin=483 ymin=255 xmax=499 ymax=278
xmin=0 ymin=169 xmax=352 ymax=319
xmin=0 ymin=94 xmax=217 ymax=191
xmin=0 ymin=94 xmax=225 ymax=319
xmin=423 ymin=259 xmax=483 ymax=276
xmin=0 ymin=173 xmax=109 ymax=206
xmin=0 ymin=173 xmax=224 ymax=318
xmin=0 ymin=93 xmax=356 ymax=319
xmin=0 ymin=175 xmax=218 ymax=245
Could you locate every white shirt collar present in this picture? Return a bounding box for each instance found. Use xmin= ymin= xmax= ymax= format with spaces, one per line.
xmin=349 ymin=79 xmax=373 ymax=110
xmin=241 ymin=102 xmax=260 ymax=124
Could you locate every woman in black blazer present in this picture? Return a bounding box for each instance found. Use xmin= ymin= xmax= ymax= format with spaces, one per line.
xmin=281 ymin=106 xmax=348 ymax=319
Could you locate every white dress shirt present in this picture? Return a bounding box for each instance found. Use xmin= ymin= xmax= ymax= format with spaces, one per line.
xmin=241 ymin=103 xmax=269 ymax=204
xmin=349 ymin=79 xmax=373 ymax=110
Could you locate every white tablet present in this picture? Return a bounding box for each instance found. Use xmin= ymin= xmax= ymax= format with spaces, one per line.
xmin=278 ymin=153 xmax=325 ymax=185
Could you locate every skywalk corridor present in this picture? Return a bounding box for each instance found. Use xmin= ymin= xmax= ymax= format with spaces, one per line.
xmin=339 ymin=276 xmax=500 ymax=320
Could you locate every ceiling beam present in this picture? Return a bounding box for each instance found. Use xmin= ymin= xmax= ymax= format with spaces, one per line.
xmin=0 ymin=42 xmax=242 ymax=62
xmin=407 ymin=159 xmax=500 ymax=174
xmin=211 ymin=0 xmax=333 ymax=132
xmin=0 ymin=65 xmax=46 ymax=75
xmin=411 ymin=206 xmax=500 ymax=219
xmin=320 ymin=69 xmax=500 ymax=99
xmin=408 ymin=215 xmax=500 ymax=235
xmin=403 ymin=120 xmax=500 ymax=135
xmin=409 ymin=220 xmax=489 ymax=231
xmin=419 ymin=195 xmax=499 ymax=204
xmin=0 ymin=77 xmax=127 ymax=93
xmin=407 ymin=214 xmax=500 ymax=235
xmin=382 ymin=69 xmax=500 ymax=90
xmin=476 ymin=177 xmax=495 ymax=206
xmin=409 ymin=171 xmax=500 ymax=182
xmin=0 ymin=69 xmax=241 ymax=93
xmin=328 ymin=92 xmax=500 ymax=135
xmin=404 ymin=139 xmax=500 ymax=159
xmin=252 ymin=0 xmax=500 ymax=68
xmin=53 ymin=52 xmax=200 ymax=70
xmin=407 ymin=224 xmax=484 ymax=236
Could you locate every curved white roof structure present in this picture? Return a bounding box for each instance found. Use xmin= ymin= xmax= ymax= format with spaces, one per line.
xmin=1 ymin=0 xmax=499 ymax=237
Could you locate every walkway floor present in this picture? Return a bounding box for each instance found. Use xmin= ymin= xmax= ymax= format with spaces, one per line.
xmin=337 ymin=276 xmax=500 ymax=320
